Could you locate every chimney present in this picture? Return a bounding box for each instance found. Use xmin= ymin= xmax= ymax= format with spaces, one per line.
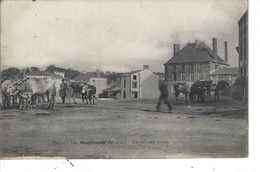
xmin=96 ymin=70 xmax=100 ymax=78
xmin=173 ymin=44 xmax=180 ymax=56
xmin=195 ymin=40 xmax=200 ymax=47
xmin=143 ymin=65 xmax=149 ymax=70
xmin=224 ymin=42 xmax=228 ymax=63
xmin=212 ymin=38 xmax=217 ymax=60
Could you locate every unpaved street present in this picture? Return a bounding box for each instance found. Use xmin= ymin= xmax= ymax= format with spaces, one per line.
xmin=0 ymin=96 xmax=247 ymax=159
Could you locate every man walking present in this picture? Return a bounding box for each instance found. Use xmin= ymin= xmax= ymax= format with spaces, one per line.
xmin=156 ymin=80 xmax=172 ymax=112
xmin=60 ymin=79 xmax=67 ymax=104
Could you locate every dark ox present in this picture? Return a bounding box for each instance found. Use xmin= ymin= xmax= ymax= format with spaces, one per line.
xmin=173 ymin=82 xmax=194 ymax=103
xmin=65 ymin=81 xmax=96 ymax=105
xmin=82 ymin=84 xmax=96 ymax=105
xmin=211 ymin=80 xmax=230 ymax=101
xmin=189 ymin=80 xmax=213 ymax=103
xmin=7 ymin=77 xmax=56 ymax=109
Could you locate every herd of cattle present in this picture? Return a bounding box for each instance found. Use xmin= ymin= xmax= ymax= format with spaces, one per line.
xmin=0 ymin=77 xmax=96 ymax=110
xmin=0 ymin=77 xmax=230 ymax=110
xmin=172 ymin=80 xmax=230 ymax=103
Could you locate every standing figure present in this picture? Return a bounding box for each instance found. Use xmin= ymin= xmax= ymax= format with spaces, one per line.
xmin=156 ymin=80 xmax=172 ymax=112
xmin=59 ymin=79 xmax=67 ymax=104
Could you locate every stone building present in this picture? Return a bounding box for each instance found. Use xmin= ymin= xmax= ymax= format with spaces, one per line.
xmin=164 ymin=38 xmax=229 ymax=84
xmin=238 ymin=10 xmax=248 ymax=79
xmin=120 ymin=65 xmax=159 ymax=99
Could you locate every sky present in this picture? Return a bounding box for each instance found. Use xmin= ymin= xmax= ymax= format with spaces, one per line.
xmin=1 ymin=0 xmax=248 ymax=73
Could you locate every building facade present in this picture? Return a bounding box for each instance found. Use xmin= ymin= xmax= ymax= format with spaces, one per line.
xmin=121 ymin=65 xmax=160 ymax=99
xmin=89 ymin=78 xmax=107 ymax=97
xmin=164 ymin=38 xmax=229 ymax=84
xmin=238 ymin=10 xmax=248 ymax=79
xmin=209 ymin=67 xmax=239 ymax=85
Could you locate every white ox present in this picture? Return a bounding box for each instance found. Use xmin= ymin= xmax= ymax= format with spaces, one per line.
xmin=7 ymin=77 xmax=57 ymax=109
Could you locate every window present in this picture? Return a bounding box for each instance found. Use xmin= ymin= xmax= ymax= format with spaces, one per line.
xmin=181 ymin=72 xmax=185 ymax=81
xmin=132 ymin=81 xmax=137 ymax=88
xmin=198 ymin=71 xmax=203 ymax=80
xmin=198 ymin=64 xmax=202 ymax=70
xmin=132 ymin=92 xmax=138 ymax=98
xmin=133 ymin=75 xmax=137 ymax=80
xmin=172 ymin=72 xmax=176 ymax=81
xmin=244 ymin=67 xmax=247 ymax=77
xmin=173 ymin=65 xmax=176 ymax=72
xmin=123 ymin=77 xmax=126 ymax=88
xmin=190 ymin=65 xmax=194 ymax=71
xmin=190 ymin=72 xmax=194 ymax=81
xmin=123 ymin=91 xmax=126 ymax=99
xmin=181 ymin=65 xmax=185 ymax=71
xmin=244 ymin=37 xmax=247 ymax=60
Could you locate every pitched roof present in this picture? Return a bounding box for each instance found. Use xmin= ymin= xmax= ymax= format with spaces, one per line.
xmin=210 ymin=67 xmax=239 ymax=75
xmin=165 ymin=41 xmax=229 ymax=66
xmin=121 ymin=70 xmax=142 ymax=77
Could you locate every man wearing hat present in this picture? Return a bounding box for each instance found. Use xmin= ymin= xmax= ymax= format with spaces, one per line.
xmin=59 ymin=79 xmax=67 ymax=104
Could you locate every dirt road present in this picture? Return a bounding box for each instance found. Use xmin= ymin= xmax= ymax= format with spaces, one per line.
xmin=0 ymin=96 xmax=248 ymax=159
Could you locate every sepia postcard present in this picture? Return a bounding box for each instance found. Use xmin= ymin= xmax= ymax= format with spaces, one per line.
xmin=0 ymin=0 xmax=248 ymax=160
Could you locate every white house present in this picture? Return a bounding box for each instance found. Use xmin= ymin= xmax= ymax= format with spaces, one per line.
xmin=121 ymin=65 xmax=160 ymax=99
xmin=89 ymin=78 xmax=107 ymax=97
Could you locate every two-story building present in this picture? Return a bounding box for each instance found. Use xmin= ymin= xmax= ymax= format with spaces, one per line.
xmin=121 ymin=65 xmax=160 ymax=99
xmin=164 ymin=38 xmax=229 ymax=85
xmin=238 ymin=10 xmax=248 ymax=79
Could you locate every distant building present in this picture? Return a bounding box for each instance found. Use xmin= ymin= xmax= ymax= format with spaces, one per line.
xmin=73 ymin=72 xmax=98 ymax=83
xmin=89 ymin=78 xmax=107 ymax=97
xmin=238 ymin=10 xmax=248 ymax=79
xmin=102 ymin=86 xmax=121 ymax=99
xmin=164 ymin=38 xmax=229 ymax=83
xmin=120 ymin=65 xmax=160 ymax=99
xmin=209 ymin=67 xmax=239 ymax=85
xmin=236 ymin=10 xmax=248 ymax=102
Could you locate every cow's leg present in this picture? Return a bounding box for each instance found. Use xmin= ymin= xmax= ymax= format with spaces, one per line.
xmin=81 ymin=93 xmax=84 ymax=103
xmin=7 ymin=97 xmax=10 ymax=108
xmin=185 ymin=93 xmax=188 ymax=103
xmin=89 ymin=97 xmax=92 ymax=105
xmin=32 ymin=95 xmax=37 ymax=108
xmin=93 ymin=96 xmax=95 ymax=105
xmin=175 ymin=91 xmax=179 ymax=103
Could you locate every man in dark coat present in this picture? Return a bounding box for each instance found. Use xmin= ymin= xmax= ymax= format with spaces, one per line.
xmin=156 ymin=80 xmax=172 ymax=112
xmin=59 ymin=79 xmax=67 ymax=104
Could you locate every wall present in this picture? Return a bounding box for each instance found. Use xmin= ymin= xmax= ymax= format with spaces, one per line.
xmin=141 ymin=74 xmax=159 ymax=99
xmin=140 ymin=70 xmax=160 ymax=99
xmin=121 ymin=75 xmax=131 ymax=99
xmin=89 ymin=78 xmax=107 ymax=97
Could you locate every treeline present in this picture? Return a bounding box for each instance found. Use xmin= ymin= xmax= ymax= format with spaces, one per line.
xmin=1 ymin=65 xmax=125 ymax=86
xmin=0 ymin=65 xmax=81 ymax=80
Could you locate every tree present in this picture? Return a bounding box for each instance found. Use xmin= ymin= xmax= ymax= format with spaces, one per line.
xmin=45 ymin=65 xmax=56 ymax=73
xmin=30 ymin=66 xmax=40 ymax=72
xmin=1 ymin=67 xmax=20 ymax=79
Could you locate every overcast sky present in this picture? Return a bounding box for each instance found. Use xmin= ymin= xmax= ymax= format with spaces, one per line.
xmin=1 ymin=0 xmax=247 ymax=73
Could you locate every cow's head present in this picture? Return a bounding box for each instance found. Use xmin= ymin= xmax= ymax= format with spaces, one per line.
xmin=6 ymin=84 xmax=18 ymax=96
